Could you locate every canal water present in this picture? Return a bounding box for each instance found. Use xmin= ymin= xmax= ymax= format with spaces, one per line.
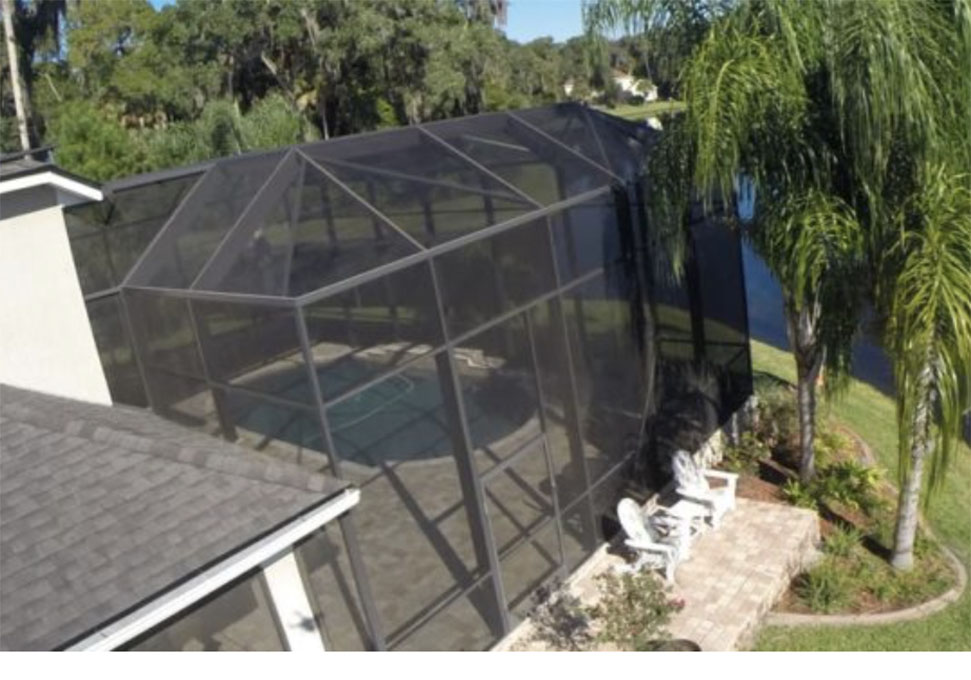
xmin=741 ymin=242 xmax=895 ymax=395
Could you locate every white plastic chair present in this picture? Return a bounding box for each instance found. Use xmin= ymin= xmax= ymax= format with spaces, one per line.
xmin=671 ymin=449 xmax=738 ymax=529
xmin=616 ymin=498 xmax=685 ymax=582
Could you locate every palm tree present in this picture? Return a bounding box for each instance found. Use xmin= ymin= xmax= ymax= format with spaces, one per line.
xmin=884 ymin=165 xmax=971 ymax=570
xmin=586 ymin=0 xmax=967 ymax=490
xmin=590 ymin=0 xmax=865 ymax=482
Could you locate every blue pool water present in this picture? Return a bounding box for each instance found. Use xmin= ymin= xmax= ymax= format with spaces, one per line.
xmin=231 ymin=357 xmax=531 ymax=466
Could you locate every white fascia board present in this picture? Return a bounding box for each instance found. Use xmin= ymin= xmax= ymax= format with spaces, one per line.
xmin=0 ymin=171 xmax=103 ymax=202
xmin=67 ymin=487 xmax=360 ymax=651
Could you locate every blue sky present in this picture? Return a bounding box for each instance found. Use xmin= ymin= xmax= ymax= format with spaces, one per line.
xmin=148 ymin=0 xmax=587 ymax=44
xmin=504 ymin=0 xmax=585 ymax=43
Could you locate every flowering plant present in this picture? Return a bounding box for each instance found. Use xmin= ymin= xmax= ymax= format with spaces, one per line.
xmin=587 ymin=571 xmax=684 ymax=651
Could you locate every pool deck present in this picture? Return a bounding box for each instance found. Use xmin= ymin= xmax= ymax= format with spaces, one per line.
xmin=496 ymin=497 xmax=820 ymax=651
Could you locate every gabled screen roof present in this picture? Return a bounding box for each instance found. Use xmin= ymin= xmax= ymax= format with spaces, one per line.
xmin=75 ymin=104 xmax=652 ymax=301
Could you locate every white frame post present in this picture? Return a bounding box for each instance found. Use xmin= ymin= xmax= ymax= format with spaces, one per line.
xmin=262 ymin=549 xmax=326 ymax=652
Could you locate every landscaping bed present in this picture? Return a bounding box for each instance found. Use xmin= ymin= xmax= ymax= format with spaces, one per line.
xmin=727 ymin=374 xmax=958 ymax=616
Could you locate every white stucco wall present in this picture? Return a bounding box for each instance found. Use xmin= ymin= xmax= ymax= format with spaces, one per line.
xmin=0 ymin=203 xmax=112 ymax=405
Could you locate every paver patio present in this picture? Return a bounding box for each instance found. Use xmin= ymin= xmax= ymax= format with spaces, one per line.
xmin=498 ymin=496 xmax=820 ymax=651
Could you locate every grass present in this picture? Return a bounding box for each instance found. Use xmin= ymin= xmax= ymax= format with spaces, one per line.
xmin=749 ymin=339 xmax=971 ymax=650
xmin=596 ymin=100 xmax=686 ymax=121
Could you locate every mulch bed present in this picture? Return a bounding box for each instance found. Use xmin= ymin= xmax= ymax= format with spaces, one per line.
xmin=731 ymin=422 xmax=957 ymax=616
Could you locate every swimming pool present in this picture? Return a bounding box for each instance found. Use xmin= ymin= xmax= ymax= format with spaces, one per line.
xmin=229 ymin=357 xmax=534 ymax=467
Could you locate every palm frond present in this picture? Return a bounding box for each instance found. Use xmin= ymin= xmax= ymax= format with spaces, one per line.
xmin=682 ymin=21 xmax=809 ymax=210
xmin=887 ymin=164 xmax=971 ymax=502
xmin=755 ymin=188 xmax=865 ymax=391
xmin=823 ymin=0 xmax=964 ymax=233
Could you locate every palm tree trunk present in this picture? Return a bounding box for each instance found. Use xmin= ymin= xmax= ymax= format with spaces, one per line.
xmin=785 ymin=299 xmax=824 ymax=483
xmin=891 ymin=363 xmax=934 ymax=571
xmin=1 ymin=0 xmax=30 ymax=151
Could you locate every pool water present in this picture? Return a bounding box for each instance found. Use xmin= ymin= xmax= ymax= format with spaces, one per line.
xmin=231 ymin=357 xmax=532 ymax=466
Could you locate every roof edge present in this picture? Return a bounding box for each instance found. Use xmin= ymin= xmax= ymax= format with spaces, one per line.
xmin=65 ymin=486 xmax=360 ymax=651
xmin=0 ymin=167 xmax=103 ymax=202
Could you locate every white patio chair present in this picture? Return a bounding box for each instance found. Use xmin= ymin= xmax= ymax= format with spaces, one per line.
xmin=616 ymin=498 xmax=686 ymax=582
xmin=671 ymin=449 xmax=738 ymax=529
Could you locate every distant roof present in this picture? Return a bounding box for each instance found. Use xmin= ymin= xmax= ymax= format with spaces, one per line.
xmin=0 ymin=384 xmax=348 ymax=650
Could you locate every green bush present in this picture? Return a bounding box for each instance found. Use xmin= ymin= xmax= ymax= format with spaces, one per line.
xmin=866 ymin=570 xmax=898 ymax=603
xmin=815 ymin=460 xmax=884 ymax=516
xmin=753 ymin=383 xmax=798 ymax=449
xmin=823 ymin=525 xmax=863 ymax=558
xmin=783 ymin=461 xmax=884 ymax=516
xmin=783 ymin=479 xmax=819 ymax=509
xmin=722 ymin=431 xmax=771 ymax=473
xmin=815 ymin=427 xmax=853 ymax=468
xmin=586 ymin=570 xmax=684 ymax=651
xmin=796 ymin=558 xmax=854 ymax=613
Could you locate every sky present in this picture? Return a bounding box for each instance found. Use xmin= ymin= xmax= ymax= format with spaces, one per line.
xmin=148 ymin=0 xmax=587 ymax=44
xmin=503 ymin=0 xmax=585 ymax=43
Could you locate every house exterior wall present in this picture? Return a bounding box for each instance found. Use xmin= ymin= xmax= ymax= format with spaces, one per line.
xmin=0 ymin=204 xmax=112 ymax=405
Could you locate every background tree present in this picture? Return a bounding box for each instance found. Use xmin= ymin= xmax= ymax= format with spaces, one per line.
xmin=2 ymin=0 xmax=69 ymax=149
xmin=583 ymin=0 xmax=731 ymax=97
xmin=2 ymin=0 xmax=668 ymax=175
xmin=1 ymin=0 xmax=30 ymax=149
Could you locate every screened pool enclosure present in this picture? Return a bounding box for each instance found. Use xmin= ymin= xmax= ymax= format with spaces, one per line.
xmin=65 ymin=104 xmax=752 ymax=650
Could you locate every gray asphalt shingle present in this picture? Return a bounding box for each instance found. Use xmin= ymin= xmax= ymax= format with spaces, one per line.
xmin=0 ymin=384 xmax=348 ymax=650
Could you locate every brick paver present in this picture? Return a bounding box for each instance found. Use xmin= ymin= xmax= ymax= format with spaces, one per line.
xmin=499 ymin=497 xmax=819 ymax=651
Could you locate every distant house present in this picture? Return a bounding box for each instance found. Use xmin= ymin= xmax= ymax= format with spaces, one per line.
xmin=612 ymin=70 xmax=658 ymax=101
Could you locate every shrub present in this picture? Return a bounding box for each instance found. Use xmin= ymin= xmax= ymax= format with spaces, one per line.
xmin=913 ymin=527 xmax=939 ymax=560
xmin=527 ymin=584 xmax=592 ymax=651
xmin=783 ymin=479 xmax=818 ymax=509
xmin=722 ymin=431 xmax=771 ymax=473
xmin=586 ymin=570 xmax=684 ymax=651
xmin=823 ymin=525 xmax=863 ymax=558
xmin=796 ymin=558 xmax=853 ymax=613
xmin=814 ymin=461 xmax=884 ymax=516
xmin=783 ymin=461 xmax=884 ymax=516
xmin=814 ymin=427 xmax=853 ymax=468
xmin=866 ymin=571 xmax=898 ymax=603
xmin=753 ymin=383 xmax=798 ymax=449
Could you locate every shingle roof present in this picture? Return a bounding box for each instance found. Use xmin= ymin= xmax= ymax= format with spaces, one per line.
xmin=0 ymin=384 xmax=348 ymax=651
xmin=0 ymin=154 xmax=50 ymax=180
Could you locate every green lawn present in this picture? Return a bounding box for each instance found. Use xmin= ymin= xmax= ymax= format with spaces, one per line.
xmin=597 ymin=100 xmax=686 ymax=121
xmin=748 ymin=339 xmax=971 ymax=651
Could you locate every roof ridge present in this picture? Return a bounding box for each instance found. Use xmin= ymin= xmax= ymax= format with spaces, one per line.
xmin=0 ymin=385 xmax=339 ymax=495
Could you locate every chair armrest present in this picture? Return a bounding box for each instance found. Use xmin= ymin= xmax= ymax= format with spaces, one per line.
xmin=703 ymin=469 xmax=739 ymax=483
xmin=625 ymin=539 xmax=676 ymax=557
xmin=703 ymin=469 xmax=738 ymax=495
xmin=676 ymin=487 xmax=716 ymax=509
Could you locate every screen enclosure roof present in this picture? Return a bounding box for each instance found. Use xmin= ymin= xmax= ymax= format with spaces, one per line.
xmin=93 ymin=104 xmax=653 ymax=304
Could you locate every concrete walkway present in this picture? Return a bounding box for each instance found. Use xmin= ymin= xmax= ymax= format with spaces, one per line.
xmin=500 ymin=497 xmax=819 ymax=651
